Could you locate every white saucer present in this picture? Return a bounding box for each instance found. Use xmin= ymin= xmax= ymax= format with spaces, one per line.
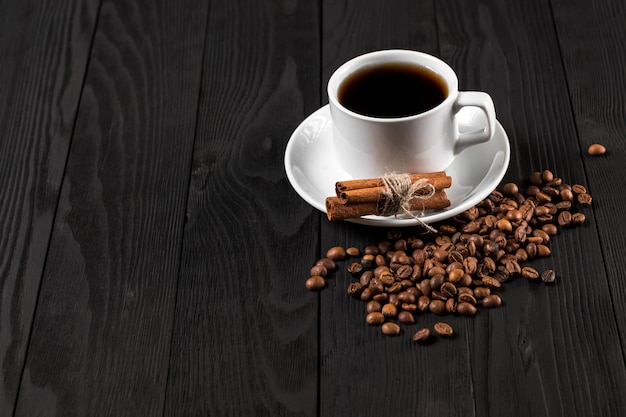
xmin=284 ymin=105 xmax=510 ymax=227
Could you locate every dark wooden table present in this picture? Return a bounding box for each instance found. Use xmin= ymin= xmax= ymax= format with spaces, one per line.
xmin=1 ymin=0 xmax=625 ymax=415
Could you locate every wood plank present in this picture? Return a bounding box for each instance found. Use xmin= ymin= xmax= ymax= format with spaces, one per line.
xmin=318 ymin=2 xmax=479 ymax=417
xmin=163 ymin=0 xmax=321 ymax=415
xmin=12 ymin=0 xmax=208 ymax=415
xmin=437 ymin=0 xmax=626 ymax=415
xmin=551 ymin=0 xmax=626 ymax=351
xmin=0 ymin=0 xmax=100 ymax=414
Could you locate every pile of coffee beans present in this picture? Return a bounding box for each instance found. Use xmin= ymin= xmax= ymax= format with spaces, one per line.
xmin=305 ymin=170 xmax=592 ymax=342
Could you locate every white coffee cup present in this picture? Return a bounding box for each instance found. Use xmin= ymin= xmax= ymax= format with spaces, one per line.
xmin=327 ymin=49 xmax=496 ymax=178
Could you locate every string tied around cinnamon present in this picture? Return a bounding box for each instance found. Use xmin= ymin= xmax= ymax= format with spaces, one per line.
xmin=379 ymin=173 xmax=438 ymax=233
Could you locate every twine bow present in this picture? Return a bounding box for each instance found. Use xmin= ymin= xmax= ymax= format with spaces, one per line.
xmin=379 ymin=173 xmax=438 ymax=233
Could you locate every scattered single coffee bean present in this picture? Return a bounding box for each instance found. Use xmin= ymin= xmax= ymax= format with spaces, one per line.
xmin=541 ymin=269 xmax=556 ymax=284
xmin=346 ymin=282 xmax=363 ymax=296
xmin=571 ymin=184 xmax=587 ymax=194
xmin=434 ymin=322 xmax=454 ymax=337
xmin=326 ymin=246 xmax=346 ymax=260
xmin=346 ymin=247 xmax=361 ymax=257
xmin=381 ymin=322 xmax=401 ymax=336
xmin=482 ymin=294 xmax=502 ymax=308
xmin=577 ymin=193 xmax=593 ymax=206
xmin=587 ymin=143 xmax=606 ymax=155
xmin=572 ymin=212 xmax=586 ymax=225
xmin=347 ymin=262 xmax=363 ymax=275
xmin=412 ymin=327 xmax=430 ymax=343
xmin=305 ymin=275 xmax=325 ymax=291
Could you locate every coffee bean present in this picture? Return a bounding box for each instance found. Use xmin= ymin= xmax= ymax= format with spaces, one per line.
xmin=382 ymin=303 xmax=398 ymax=318
xmin=401 ymin=303 xmax=417 ymax=312
xmin=398 ymin=311 xmax=415 ymax=324
xmin=310 ymin=265 xmax=328 ymax=277
xmin=448 ymin=268 xmax=465 ymax=284
xmin=347 ymin=282 xmax=363 ymax=296
xmin=481 ymin=276 xmax=501 ymax=288
xmin=412 ymin=328 xmax=430 ymax=343
xmin=541 ymin=223 xmax=558 ymax=236
xmin=346 ymin=247 xmax=361 ymax=257
xmin=535 ymin=191 xmax=552 ymax=204
xmin=417 ymin=295 xmax=430 ymax=312
xmin=379 ymin=272 xmax=395 ymax=286
xmin=396 ymin=264 xmax=413 ymax=279
xmin=501 ymin=182 xmax=519 ymax=196
xmin=381 ymin=322 xmax=401 ymax=336
xmin=542 ymin=186 xmax=560 ymax=198
xmin=429 ymin=299 xmax=446 ymax=315
xmin=571 ymin=184 xmax=587 ymax=195
xmin=521 ymin=266 xmax=540 ymax=280
xmin=537 ymin=244 xmax=551 ymax=257
xmin=305 ymin=275 xmax=325 ymax=291
xmin=398 ymin=291 xmax=416 ymax=304
xmin=587 ymin=143 xmax=606 ymax=155
xmin=445 ymin=298 xmax=457 ymax=313
xmin=482 ymin=294 xmax=502 ymax=308
xmin=440 ymin=282 xmax=458 ymax=298
xmin=496 ymin=218 xmax=513 ymax=233
xmin=360 ymin=287 xmax=373 ymax=301
xmin=361 ymin=245 xmax=378 ymax=256
xmin=365 ymin=312 xmax=385 ymax=325
xmin=577 ymin=193 xmax=593 ymax=206
xmin=347 ymin=262 xmax=363 ymax=275
xmin=366 ymin=300 xmax=382 ymax=313
xmin=326 ymin=246 xmax=346 ymax=260
xmin=458 ymin=293 xmax=477 ymax=305
xmin=473 ymin=287 xmax=491 ymax=299
xmin=457 ymin=301 xmax=477 ymax=316
xmin=558 ymin=211 xmax=572 ymax=227
xmin=434 ymin=322 xmax=454 ymax=337
xmin=572 ymin=212 xmax=586 ymax=225
xmin=316 ymin=258 xmax=336 ymax=271
xmin=359 ymin=271 xmax=373 ymax=287
xmin=560 ymin=189 xmax=574 ymax=202
xmin=541 ymin=269 xmax=556 ymax=284
xmin=542 ymin=170 xmax=554 ymax=183
xmin=360 ymin=254 xmax=376 ymax=268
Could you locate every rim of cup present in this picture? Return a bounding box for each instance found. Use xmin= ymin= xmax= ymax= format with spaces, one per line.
xmin=327 ymin=49 xmax=459 ymax=122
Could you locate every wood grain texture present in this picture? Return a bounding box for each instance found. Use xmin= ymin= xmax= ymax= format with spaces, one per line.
xmin=437 ymin=0 xmax=626 ymax=415
xmin=164 ymin=0 xmax=320 ymax=415
xmin=552 ymin=0 xmax=626 ymax=352
xmin=12 ymin=0 xmax=207 ymax=415
xmin=0 ymin=0 xmax=99 ymax=415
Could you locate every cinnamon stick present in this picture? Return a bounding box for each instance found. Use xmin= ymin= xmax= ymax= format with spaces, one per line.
xmin=335 ymin=171 xmax=448 ymax=194
xmin=325 ymin=191 xmax=451 ymax=221
xmin=338 ymin=175 xmax=452 ymax=204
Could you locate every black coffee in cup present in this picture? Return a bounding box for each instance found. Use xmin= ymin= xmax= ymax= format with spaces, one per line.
xmin=338 ymin=62 xmax=448 ymax=118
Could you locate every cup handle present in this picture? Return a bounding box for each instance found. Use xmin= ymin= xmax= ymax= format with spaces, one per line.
xmin=453 ymin=91 xmax=496 ymax=154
